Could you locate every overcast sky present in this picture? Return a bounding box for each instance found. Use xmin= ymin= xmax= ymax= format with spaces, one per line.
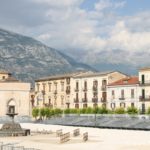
xmin=0 ymin=0 xmax=150 ymax=65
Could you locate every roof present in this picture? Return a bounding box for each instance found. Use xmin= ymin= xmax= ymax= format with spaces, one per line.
xmin=108 ymin=76 xmax=139 ymax=86
xmin=74 ymin=71 xmax=118 ymax=78
xmin=0 ymin=70 xmax=11 ymax=75
xmin=139 ymin=67 xmax=150 ymax=71
xmin=0 ymin=76 xmax=19 ymax=83
xmin=35 ymin=71 xmax=92 ymax=82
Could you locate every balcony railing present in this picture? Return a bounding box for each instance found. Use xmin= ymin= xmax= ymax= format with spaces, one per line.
xmin=139 ymin=81 xmax=150 ymax=86
xmin=139 ymin=96 xmax=150 ymax=101
xmin=74 ymin=98 xmax=79 ymax=103
xmin=93 ymin=86 xmax=98 ymax=91
xmin=101 ymin=85 xmax=106 ymax=91
xmin=92 ymin=97 xmax=98 ymax=103
xmin=74 ymin=88 xmax=79 ymax=92
xmin=53 ymin=90 xmax=57 ymax=94
xmin=101 ymin=97 xmax=107 ymax=102
xmin=82 ymin=98 xmax=88 ymax=103
xmin=82 ymin=87 xmax=87 ymax=92
xmin=119 ymin=97 xmax=125 ymax=100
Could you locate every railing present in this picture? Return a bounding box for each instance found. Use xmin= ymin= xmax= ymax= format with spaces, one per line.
xmin=119 ymin=97 xmax=125 ymax=100
xmin=92 ymin=97 xmax=98 ymax=103
xmin=139 ymin=96 xmax=150 ymax=101
xmin=82 ymin=98 xmax=88 ymax=102
xmin=74 ymin=88 xmax=79 ymax=92
xmin=101 ymin=85 xmax=106 ymax=91
xmin=74 ymin=98 xmax=79 ymax=103
xmin=101 ymin=97 xmax=107 ymax=102
xmin=82 ymin=88 xmax=87 ymax=92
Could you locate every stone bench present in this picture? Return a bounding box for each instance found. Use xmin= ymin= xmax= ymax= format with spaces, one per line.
xmin=60 ymin=132 xmax=70 ymax=143
xmin=83 ymin=132 xmax=88 ymax=142
xmin=73 ymin=128 xmax=80 ymax=137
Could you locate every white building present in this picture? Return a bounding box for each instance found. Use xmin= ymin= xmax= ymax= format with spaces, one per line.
xmin=0 ymin=71 xmax=31 ymax=116
xmin=139 ymin=67 xmax=150 ymax=113
xmin=107 ymin=76 xmax=139 ymax=110
xmin=71 ymin=71 xmax=127 ymax=109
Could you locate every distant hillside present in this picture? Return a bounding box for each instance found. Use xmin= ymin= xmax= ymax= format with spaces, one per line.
xmin=0 ymin=28 xmax=95 ymax=82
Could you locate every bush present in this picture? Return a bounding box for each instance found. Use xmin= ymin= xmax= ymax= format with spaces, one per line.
xmin=44 ymin=107 xmax=51 ymax=119
xmin=98 ymin=107 xmax=108 ymax=114
xmin=32 ymin=107 xmax=39 ymax=120
xmin=146 ymin=107 xmax=150 ymax=115
xmin=70 ymin=108 xmax=78 ymax=114
xmin=64 ymin=108 xmax=70 ymax=114
xmin=80 ymin=108 xmax=87 ymax=114
xmin=54 ymin=108 xmax=63 ymax=116
xmin=86 ymin=107 xmax=93 ymax=114
xmin=92 ymin=107 xmax=99 ymax=114
xmin=127 ymin=107 xmax=138 ymax=115
xmin=114 ymin=107 xmax=125 ymax=114
xmin=40 ymin=108 xmax=46 ymax=119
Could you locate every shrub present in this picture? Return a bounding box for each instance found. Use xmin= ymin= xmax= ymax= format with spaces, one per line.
xmin=32 ymin=107 xmax=39 ymax=120
xmin=64 ymin=108 xmax=70 ymax=114
xmin=54 ymin=108 xmax=63 ymax=116
xmin=114 ymin=107 xmax=125 ymax=114
xmin=80 ymin=108 xmax=87 ymax=114
xmin=40 ymin=108 xmax=46 ymax=120
xmin=98 ymin=107 xmax=108 ymax=114
xmin=86 ymin=107 xmax=93 ymax=114
xmin=92 ymin=107 xmax=99 ymax=114
xmin=44 ymin=107 xmax=50 ymax=119
xmin=146 ymin=107 xmax=150 ymax=115
xmin=126 ymin=107 xmax=138 ymax=115
xmin=70 ymin=108 xmax=78 ymax=114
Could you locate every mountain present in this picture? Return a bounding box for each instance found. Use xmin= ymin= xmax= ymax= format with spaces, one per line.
xmin=0 ymin=28 xmax=95 ymax=82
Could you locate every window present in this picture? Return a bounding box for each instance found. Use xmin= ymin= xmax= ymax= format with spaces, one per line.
xmin=48 ymin=83 xmax=51 ymax=92
xmin=121 ymin=90 xmax=124 ymax=98
xmin=120 ymin=102 xmax=125 ymax=108
xmin=42 ymin=83 xmax=46 ymax=91
xmin=84 ymin=81 xmax=87 ymax=90
xmin=61 ymin=82 xmax=64 ymax=92
xmin=76 ymin=81 xmax=79 ymax=90
xmin=131 ymin=89 xmax=134 ymax=98
xmin=37 ymin=84 xmax=40 ymax=92
xmin=2 ymin=76 xmax=5 ymax=79
xmin=61 ymin=96 xmax=64 ymax=105
xmin=131 ymin=103 xmax=134 ymax=107
xmin=112 ymin=90 xmax=115 ymax=99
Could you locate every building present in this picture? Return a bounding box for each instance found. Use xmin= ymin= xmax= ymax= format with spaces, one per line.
xmin=72 ymin=71 xmax=127 ymax=109
xmin=0 ymin=71 xmax=31 ymax=116
xmin=107 ymin=76 xmax=139 ymax=110
xmin=34 ymin=71 xmax=127 ymax=109
xmin=139 ymin=67 xmax=150 ymax=113
xmin=34 ymin=71 xmax=92 ymax=109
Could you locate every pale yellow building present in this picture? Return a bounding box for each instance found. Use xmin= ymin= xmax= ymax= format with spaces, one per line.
xmin=0 ymin=71 xmax=31 ymax=116
xmin=35 ymin=71 xmax=127 ymax=109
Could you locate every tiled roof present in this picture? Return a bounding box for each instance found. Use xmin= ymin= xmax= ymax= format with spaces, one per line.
xmin=108 ymin=76 xmax=139 ymax=86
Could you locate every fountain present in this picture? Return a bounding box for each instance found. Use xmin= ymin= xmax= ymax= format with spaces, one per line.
xmin=0 ymin=108 xmax=30 ymax=136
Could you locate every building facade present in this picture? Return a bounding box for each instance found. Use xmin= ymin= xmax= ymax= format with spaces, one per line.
xmin=0 ymin=71 xmax=31 ymax=116
xmin=139 ymin=68 xmax=150 ymax=113
xmin=107 ymin=77 xmax=139 ymax=110
xmin=34 ymin=71 xmax=127 ymax=109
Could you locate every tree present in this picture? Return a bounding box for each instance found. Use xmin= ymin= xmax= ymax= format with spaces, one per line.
xmin=114 ymin=107 xmax=125 ymax=114
xmin=40 ymin=108 xmax=46 ymax=120
xmin=44 ymin=107 xmax=50 ymax=119
xmin=127 ymin=107 xmax=138 ymax=115
xmin=32 ymin=107 xmax=39 ymax=120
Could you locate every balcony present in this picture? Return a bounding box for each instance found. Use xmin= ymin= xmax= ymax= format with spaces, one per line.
xmin=66 ymin=89 xmax=70 ymax=94
xmin=82 ymin=98 xmax=88 ymax=103
xmin=119 ymin=97 xmax=125 ymax=100
xmin=93 ymin=86 xmax=98 ymax=91
xmin=74 ymin=88 xmax=79 ymax=92
xmin=139 ymin=96 xmax=150 ymax=101
xmin=53 ymin=90 xmax=57 ymax=94
xmin=82 ymin=87 xmax=87 ymax=92
xmin=101 ymin=85 xmax=106 ymax=91
xmin=74 ymin=98 xmax=79 ymax=103
xmin=101 ymin=97 xmax=107 ymax=102
xmin=92 ymin=97 xmax=98 ymax=103
xmin=139 ymin=81 xmax=150 ymax=86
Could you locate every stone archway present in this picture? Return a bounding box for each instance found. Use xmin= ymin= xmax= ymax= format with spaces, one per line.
xmin=7 ymin=99 xmax=16 ymax=114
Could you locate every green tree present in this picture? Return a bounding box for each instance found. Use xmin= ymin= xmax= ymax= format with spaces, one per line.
xmin=40 ymin=108 xmax=46 ymax=120
xmin=44 ymin=107 xmax=50 ymax=119
xmin=64 ymin=108 xmax=70 ymax=114
xmin=86 ymin=107 xmax=93 ymax=114
xmin=32 ymin=107 xmax=39 ymax=120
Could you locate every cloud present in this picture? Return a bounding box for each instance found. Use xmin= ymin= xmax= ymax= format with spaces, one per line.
xmin=0 ymin=0 xmax=150 ymax=67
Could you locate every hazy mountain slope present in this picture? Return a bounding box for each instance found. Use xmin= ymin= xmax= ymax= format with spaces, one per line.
xmin=0 ymin=28 xmax=94 ymax=82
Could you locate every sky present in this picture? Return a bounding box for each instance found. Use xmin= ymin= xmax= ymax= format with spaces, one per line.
xmin=0 ymin=0 xmax=150 ymax=66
